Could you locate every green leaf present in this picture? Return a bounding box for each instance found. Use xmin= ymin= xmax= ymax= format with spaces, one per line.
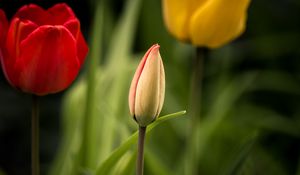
xmin=81 ymin=0 xmax=105 ymax=169
xmin=106 ymin=0 xmax=142 ymax=66
xmin=220 ymin=132 xmax=258 ymax=175
xmin=235 ymin=104 xmax=300 ymax=137
xmin=145 ymin=148 xmax=171 ymax=175
xmin=95 ymin=110 xmax=186 ymax=175
xmin=48 ymin=81 xmax=87 ymax=175
xmin=192 ymin=73 xmax=257 ymax=168
xmin=120 ymin=152 xmax=136 ymax=175
xmin=92 ymin=0 xmax=142 ymax=166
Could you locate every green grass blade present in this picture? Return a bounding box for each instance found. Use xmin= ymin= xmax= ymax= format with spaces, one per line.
xmin=81 ymin=0 xmax=105 ymax=169
xmin=145 ymin=149 xmax=171 ymax=175
xmin=220 ymin=132 xmax=258 ymax=175
xmin=197 ymin=73 xmax=257 ymax=157
xmin=120 ymin=151 xmax=136 ymax=175
xmin=236 ymin=104 xmax=300 ymax=137
xmin=95 ymin=110 xmax=186 ymax=175
xmin=48 ymin=81 xmax=86 ymax=175
xmin=93 ymin=0 xmax=142 ymax=165
xmin=106 ymin=0 xmax=142 ymax=65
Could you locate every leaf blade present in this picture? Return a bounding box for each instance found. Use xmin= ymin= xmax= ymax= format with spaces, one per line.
xmin=95 ymin=110 xmax=186 ymax=175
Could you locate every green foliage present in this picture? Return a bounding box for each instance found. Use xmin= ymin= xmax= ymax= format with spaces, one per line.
xmin=95 ymin=111 xmax=186 ymax=175
xmin=49 ymin=0 xmax=300 ymax=175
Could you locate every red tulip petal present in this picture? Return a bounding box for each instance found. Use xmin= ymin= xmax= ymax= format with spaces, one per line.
xmin=14 ymin=4 xmax=49 ymax=25
xmin=16 ymin=25 xmax=79 ymax=95
xmin=64 ymin=19 xmax=88 ymax=64
xmin=6 ymin=18 xmax=38 ymax=57
xmin=0 ymin=9 xmax=8 ymax=47
xmin=64 ymin=19 xmax=80 ymax=38
xmin=48 ymin=3 xmax=76 ymax=25
xmin=0 ymin=9 xmax=9 ymax=84
xmin=76 ymin=30 xmax=89 ymax=64
xmin=3 ymin=18 xmax=38 ymax=86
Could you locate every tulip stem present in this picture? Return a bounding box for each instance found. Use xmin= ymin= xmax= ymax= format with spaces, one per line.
xmin=186 ymin=47 xmax=208 ymax=175
xmin=136 ymin=126 xmax=147 ymax=175
xmin=190 ymin=47 xmax=208 ymax=122
xmin=31 ymin=95 xmax=40 ymax=175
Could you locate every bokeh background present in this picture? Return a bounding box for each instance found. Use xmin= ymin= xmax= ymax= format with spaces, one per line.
xmin=0 ymin=0 xmax=300 ymax=175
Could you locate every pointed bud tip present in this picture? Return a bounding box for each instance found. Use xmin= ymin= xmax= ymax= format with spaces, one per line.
xmin=148 ymin=44 xmax=161 ymax=59
xmin=152 ymin=43 xmax=160 ymax=50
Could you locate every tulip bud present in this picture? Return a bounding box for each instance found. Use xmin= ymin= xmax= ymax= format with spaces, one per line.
xmin=129 ymin=44 xmax=165 ymax=127
xmin=162 ymin=0 xmax=251 ymax=48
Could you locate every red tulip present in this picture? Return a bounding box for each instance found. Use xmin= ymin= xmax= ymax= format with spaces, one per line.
xmin=0 ymin=9 xmax=8 ymax=57
xmin=0 ymin=3 xmax=88 ymax=95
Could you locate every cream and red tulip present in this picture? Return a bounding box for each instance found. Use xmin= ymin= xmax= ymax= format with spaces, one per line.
xmin=129 ymin=44 xmax=165 ymax=127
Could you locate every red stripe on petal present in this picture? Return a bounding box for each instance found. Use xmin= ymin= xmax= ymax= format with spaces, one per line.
xmin=128 ymin=44 xmax=159 ymax=115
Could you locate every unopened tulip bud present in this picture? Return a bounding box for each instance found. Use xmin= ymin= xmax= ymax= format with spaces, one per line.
xmin=129 ymin=44 xmax=165 ymax=127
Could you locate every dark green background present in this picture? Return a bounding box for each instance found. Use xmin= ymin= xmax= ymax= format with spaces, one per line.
xmin=0 ymin=0 xmax=300 ymax=174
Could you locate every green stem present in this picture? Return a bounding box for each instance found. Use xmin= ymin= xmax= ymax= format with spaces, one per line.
xmin=186 ymin=47 xmax=208 ymax=175
xmin=80 ymin=0 xmax=104 ymax=170
xmin=190 ymin=48 xmax=206 ymax=120
xmin=136 ymin=126 xmax=146 ymax=175
xmin=32 ymin=95 xmax=40 ymax=175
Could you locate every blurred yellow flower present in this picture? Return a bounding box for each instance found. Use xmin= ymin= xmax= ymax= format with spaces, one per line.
xmin=162 ymin=0 xmax=251 ymax=48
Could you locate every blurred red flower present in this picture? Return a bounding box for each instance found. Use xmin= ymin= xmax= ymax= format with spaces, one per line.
xmin=0 ymin=3 xmax=88 ymax=95
xmin=0 ymin=9 xmax=8 ymax=58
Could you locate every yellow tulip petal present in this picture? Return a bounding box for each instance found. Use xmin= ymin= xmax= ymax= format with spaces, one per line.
xmin=189 ymin=0 xmax=251 ymax=48
xmin=162 ymin=0 xmax=208 ymax=41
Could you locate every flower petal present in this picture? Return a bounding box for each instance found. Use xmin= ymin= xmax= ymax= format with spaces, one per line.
xmin=135 ymin=45 xmax=161 ymax=126
xmin=16 ymin=25 xmax=79 ymax=95
xmin=156 ymin=57 xmax=165 ymax=117
xmin=162 ymin=0 xmax=208 ymax=41
xmin=48 ymin=3 xmax=76 ymax=25
xmin=14 ymin=4 xmax=49 ymax=25
xmin=64 ymin=19 xmax=88 ymax=64
xmin=0 ymin=9 xmax=8 ymax=47
xmin=189 ymin=0 xmax=251 ymax=48
xmin=0 ymin=9 xmax=10 ymax=84
xmin=129 ymin=44 xmax=158 ymax=116
xmin=6 ymin=18 xmax=38 ymax=58
xmin=3 ymin=18 xmax=38 ymax=86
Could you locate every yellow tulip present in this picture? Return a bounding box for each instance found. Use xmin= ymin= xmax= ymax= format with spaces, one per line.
xmin=162 ymin=0 xmax=251 ymax=48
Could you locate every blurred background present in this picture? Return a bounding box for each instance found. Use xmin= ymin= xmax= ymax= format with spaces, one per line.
xmin=0 ymin=0 xmax=300 ymax=175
